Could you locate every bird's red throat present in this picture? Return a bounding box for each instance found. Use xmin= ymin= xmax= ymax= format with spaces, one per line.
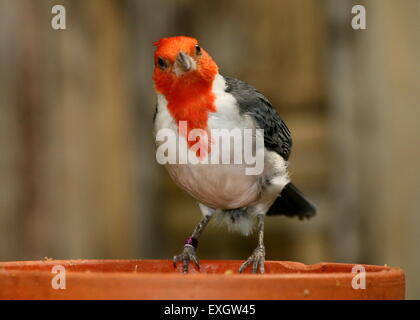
xmin=165 ymin=77 xmax=216 ymax=157
xmin=166 ymin=79 xmax=216 ymax=134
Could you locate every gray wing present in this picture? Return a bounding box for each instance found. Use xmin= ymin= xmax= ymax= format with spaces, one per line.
xmin=224 ymin=76 xmax=292 ymax=160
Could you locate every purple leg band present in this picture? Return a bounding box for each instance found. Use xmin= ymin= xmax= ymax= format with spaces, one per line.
xmin=184 ymin=237 xmax=198 ymax=249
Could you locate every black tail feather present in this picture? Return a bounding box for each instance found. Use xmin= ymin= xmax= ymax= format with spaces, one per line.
xmin=267 ymin=183 xmax=316 ymax=219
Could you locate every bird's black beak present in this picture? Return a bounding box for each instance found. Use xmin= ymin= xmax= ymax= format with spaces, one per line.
xmin=174 ymin=52 xmax=195 ymax=74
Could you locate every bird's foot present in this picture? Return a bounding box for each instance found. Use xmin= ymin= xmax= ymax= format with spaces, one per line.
xmin=239 ymin=245 xmax=265 ymax=274
xmin=173 ymin=245 xmax=200 ymax=274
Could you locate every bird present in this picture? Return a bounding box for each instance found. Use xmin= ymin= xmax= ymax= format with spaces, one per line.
xmin=152 ymin=36 xmax=316 ymax=274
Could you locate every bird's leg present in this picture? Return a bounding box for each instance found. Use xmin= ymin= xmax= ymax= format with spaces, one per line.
xmin=173 ymin=215 xmax=212 ymax=273
xmin=239 ymin=214 xmax=266 ymax=274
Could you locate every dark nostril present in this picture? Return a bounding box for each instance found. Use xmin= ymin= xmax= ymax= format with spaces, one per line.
xmin=177 ymin=52 xmax=187 ymax=62
xmin=176 ymin=52 xmax=191 ymax=71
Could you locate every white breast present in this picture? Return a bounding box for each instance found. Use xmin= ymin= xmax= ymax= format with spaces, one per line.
xmin=154 ymin=74 xmax=262 ymax=209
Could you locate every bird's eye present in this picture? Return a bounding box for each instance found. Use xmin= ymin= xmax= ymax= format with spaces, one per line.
xmin=195 ymin=45 xmax=201 ymax=55
xmin=157 ymin=57 xmax=167 ymax=69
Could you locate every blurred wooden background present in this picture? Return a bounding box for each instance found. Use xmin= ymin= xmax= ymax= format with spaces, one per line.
xmin=0 ymin=0 xmax=418 ymax=298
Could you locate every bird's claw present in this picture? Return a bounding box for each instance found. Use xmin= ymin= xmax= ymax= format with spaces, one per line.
xmin=173 ymin=245 xmax=200 ymax=273
xmin=239 ymin=245 xmax=265 ymax=274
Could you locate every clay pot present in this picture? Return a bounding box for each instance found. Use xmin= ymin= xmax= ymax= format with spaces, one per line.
xmin=0 ymin=259 xmax=404 ymax=300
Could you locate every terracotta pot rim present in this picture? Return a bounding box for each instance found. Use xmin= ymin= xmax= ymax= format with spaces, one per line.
xmin=0 ymin=259 xmax=405 ymax=300
xmin=0 ymin=259 xmax=403 ymax=279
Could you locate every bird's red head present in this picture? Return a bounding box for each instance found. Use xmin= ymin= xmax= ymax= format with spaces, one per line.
xmin=152 ymin=36 xmax=219 ymax=156
xmin=152 ymin=36 xmax=218 ymax=96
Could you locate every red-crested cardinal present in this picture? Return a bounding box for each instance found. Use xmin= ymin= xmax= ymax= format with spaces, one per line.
xmin=152 ymin=36 xmax=316 ymax=273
